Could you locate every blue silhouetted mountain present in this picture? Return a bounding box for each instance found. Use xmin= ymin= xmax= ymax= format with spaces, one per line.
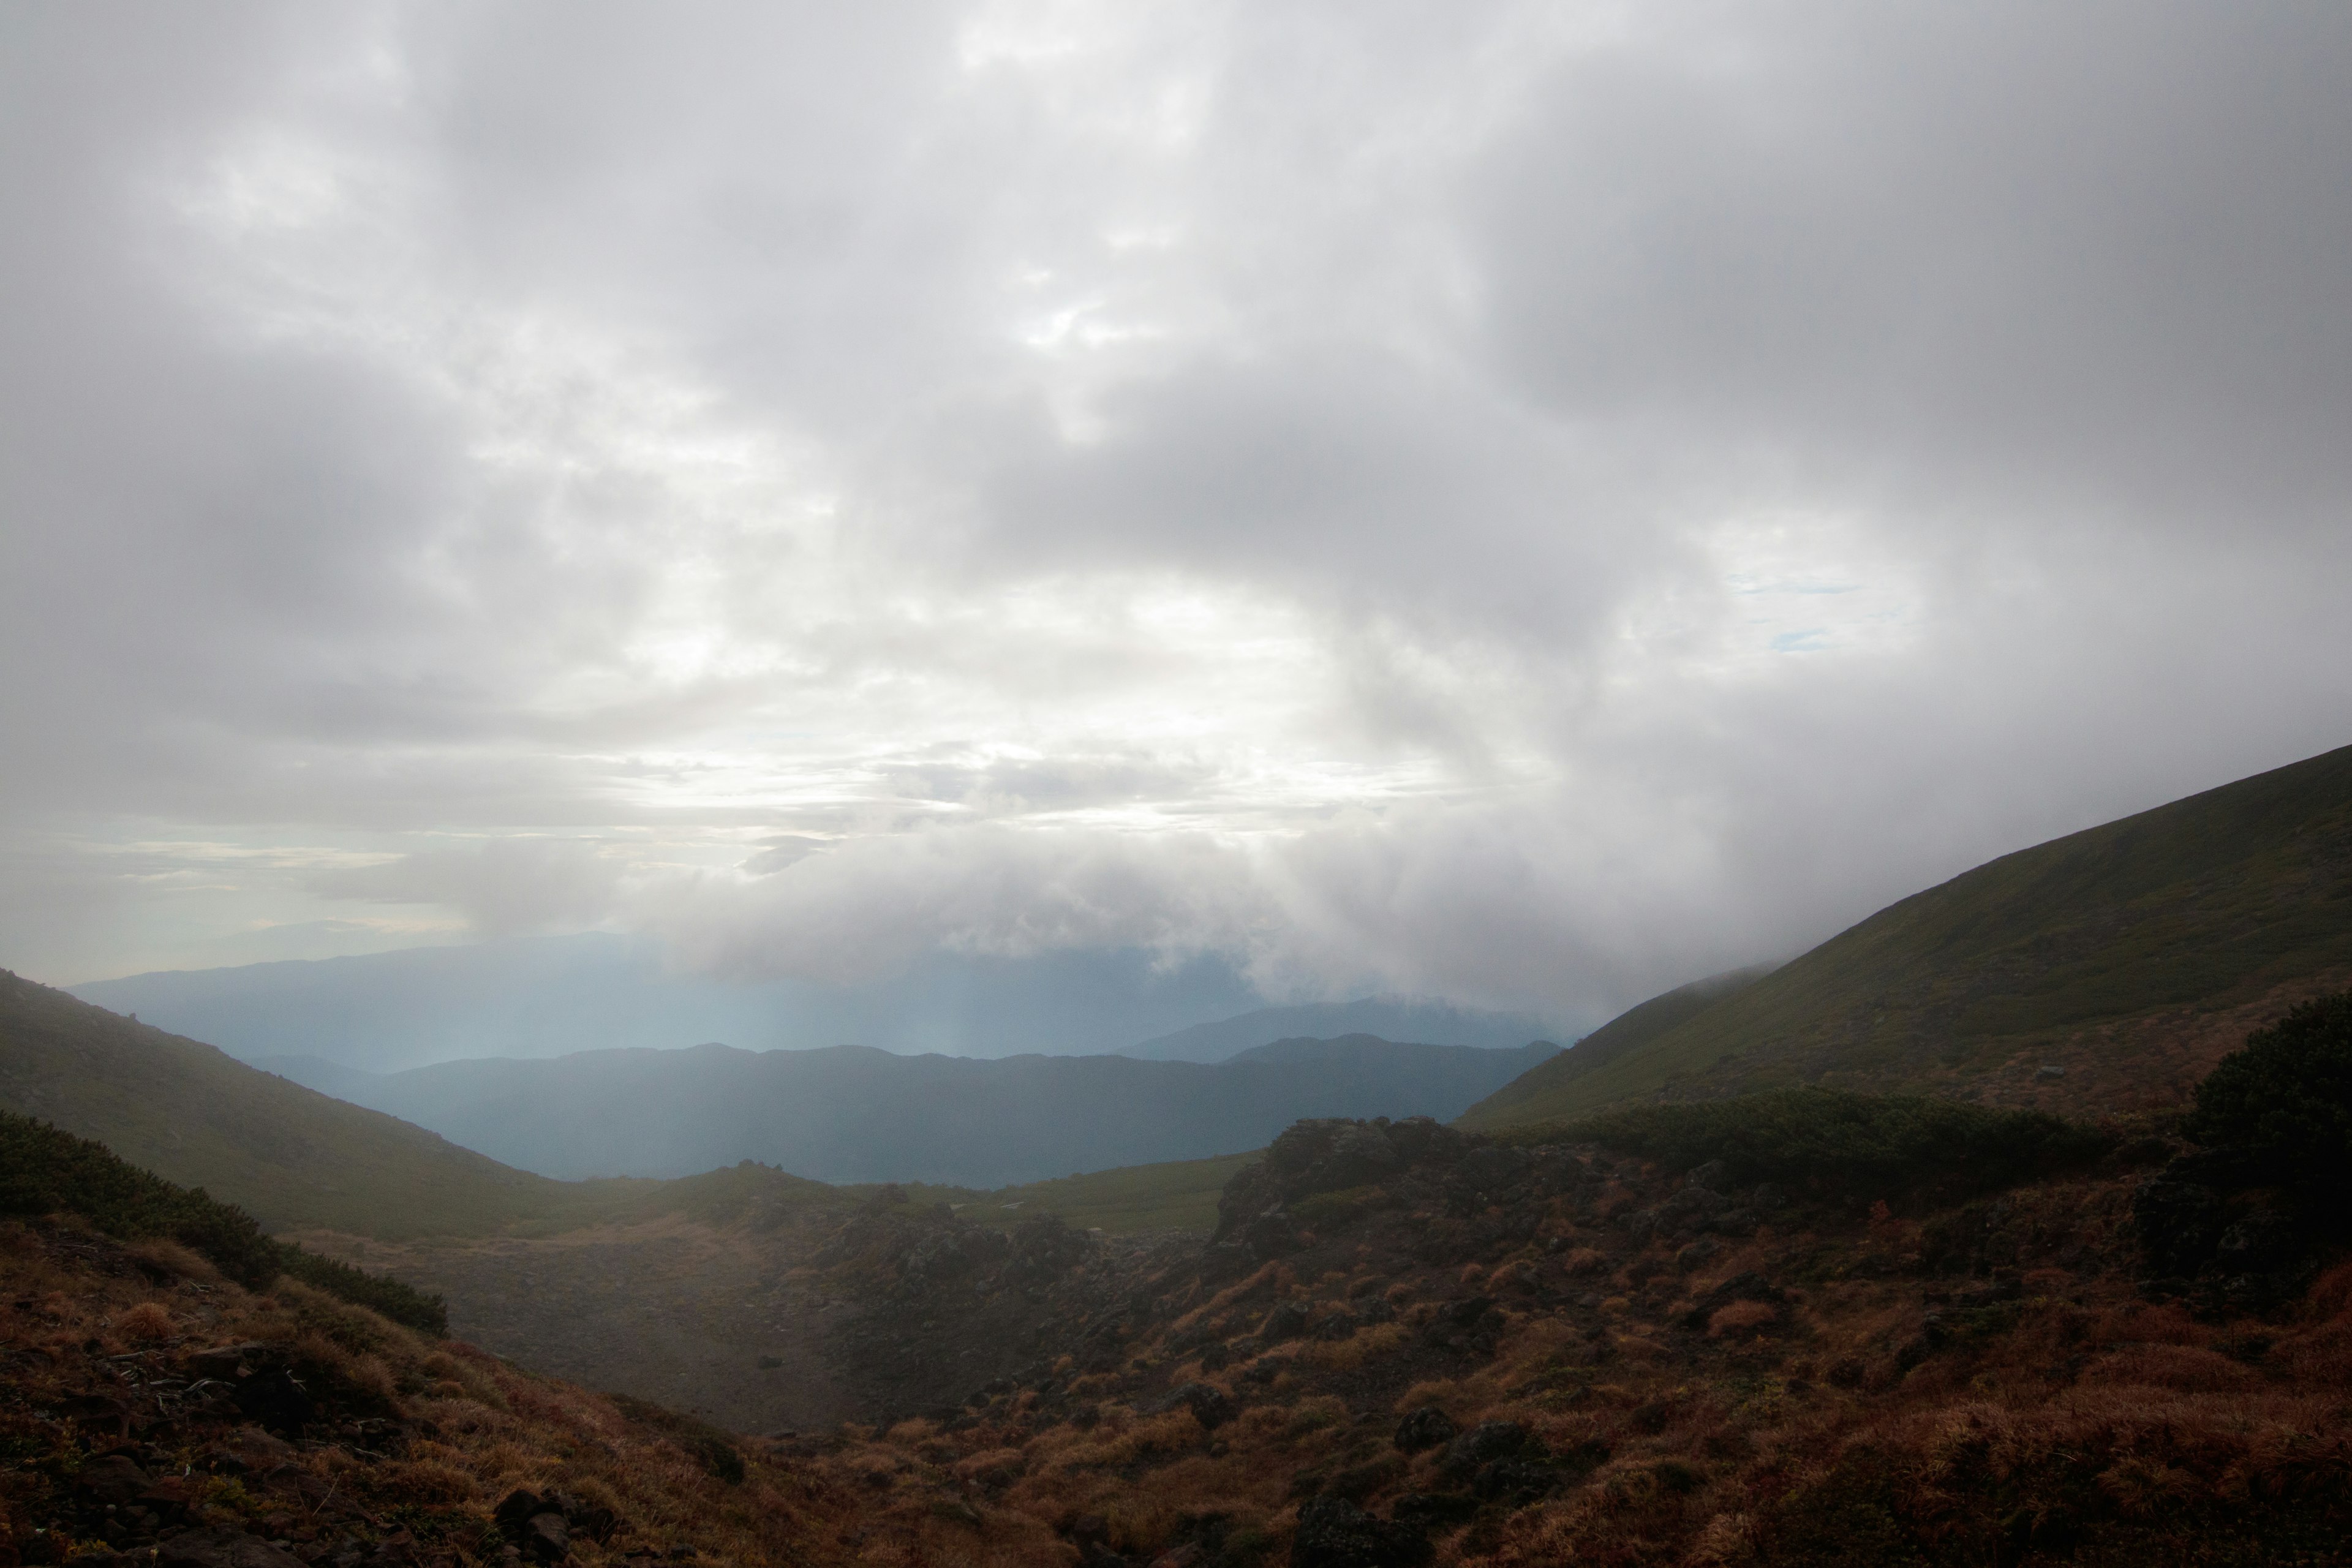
xmin=270 ymin=1036 xmax=1562 ymax=1186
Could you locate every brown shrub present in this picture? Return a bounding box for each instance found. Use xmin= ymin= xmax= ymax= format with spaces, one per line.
xmin=1708 ymin=1301 xmax=1777 ymax=1340
xmin=2272 ymin=1317 xmax=2352 ymax=1382
xmin=2305 ymin=1259 xmax=2352 ymax=1322
xmin=2078 ymin=1344 xmax=2259 ymax=1393
xmin=382 ymin=1460 xmax=477 ymax=1504
xmin=115 ymin=1301 xmax=176 ymax=1341
xmin=127 ymin=1238 xmax=220 ymax=1283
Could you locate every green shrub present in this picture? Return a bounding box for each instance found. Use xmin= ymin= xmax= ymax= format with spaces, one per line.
xmin=0 ymin=1110 xmax=447 ymax=1336
xmin=2184 ymin=992 xmax=2352 ymax=1178
xmin=1500 ymin=1088 xmax=2109 ymax=1201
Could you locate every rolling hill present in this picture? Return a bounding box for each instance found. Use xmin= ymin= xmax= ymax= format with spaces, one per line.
xmin=1463 ymin=740 xmax=2352 ymax=1128
xmin=297 ymin=1036 xmax=1562 ymax=1185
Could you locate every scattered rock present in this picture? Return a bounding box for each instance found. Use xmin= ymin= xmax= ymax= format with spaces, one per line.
xmin=1152 ymin=1382 xmax=1234 ymax=1430
xmin=159 ymin=1531 xmax=306 ymax=1568
xmin=1392 ymin=1406 xmax=1458 ymax=1453
xmin=1259 ymin=1302 xmax=1312 ymax=1343
xmin=1289 ymin=1496 xmax=1432 ymax=1568
xmin=1440 ymin=1420 xmax=1530 ymax=1477
xmin=74 ymin=1455 xmax=153 ymax=1506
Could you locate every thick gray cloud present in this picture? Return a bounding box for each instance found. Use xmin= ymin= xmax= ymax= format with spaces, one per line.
xmin=2 ymin=1 xmax=2347 ymax=1028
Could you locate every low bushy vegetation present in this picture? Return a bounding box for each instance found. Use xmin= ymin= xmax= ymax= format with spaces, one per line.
xmin=0 ymin=1109 xmax=448 ymax=1335
xmin=1497 ymin=1087 xmax=2112 ymax=1204
xmin=2184 ymin=990 xmax=2352 ymax=1183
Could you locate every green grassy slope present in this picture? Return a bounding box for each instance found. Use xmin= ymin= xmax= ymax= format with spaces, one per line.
xmin=905 ymin=1148 xmax=1261 ymax=1235
xmin=1462 ymin=965 xmax=1773 ymax=1130
xmin=0 ymin=969 xmax=612 ymax=1238
xmin=1464 ymin=741 xmax=2352 ymax=1128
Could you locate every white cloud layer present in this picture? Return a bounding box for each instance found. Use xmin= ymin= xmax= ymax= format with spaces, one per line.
xmin=3 ymin=1 xmax=2348 ymax=1025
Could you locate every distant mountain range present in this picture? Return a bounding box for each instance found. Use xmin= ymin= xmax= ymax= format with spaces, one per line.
xmin=258 ymin=1035 xmax=1563 ymax=1185
xmin=69 ymin=938 xmax=1567 ymax=1071
xmin=1120 ymin=1000 xmax=1554 ymax=1062
xmin=1464 ymin=740 xmax=2352 ymax=1128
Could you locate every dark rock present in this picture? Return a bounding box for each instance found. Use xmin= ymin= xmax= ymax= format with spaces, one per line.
xmin=1392 ymin=1406 xmax=1458 ymax=1453
xmin=1453 ymin=1147 xmax=1532 ymax=1193
xmin=1388 ymin=1494 xmax=1479 ymax=1528
xmin=495 ymin=1492 xmax=549 ymax=1534
xmin=521 ymin=1515 xmax=570 ymax=1564
xmin=1686 ymin=1160 xmax=1729 ymax=1189
xmin=1259 ymin=1302 xmax=1312 ymax=1343
xmin=1153 ymin=1382 xmax=1234 ymax=1431
xmin=1472 ymin=1458 xmax=1559 ymax=1502
xmin=2213 ymin=1209 xmax=2302 ymax=1274
xmin=75 ymin=1455 xmax=153 ymax=1506
xmin=1711 ymin=1208 xmax=1759 ymax=1237
xmin=1313 ymin=1311 xmax=1360 ymax=1342
xmin=1441 ymin=1420 xmax=1530 ymax=1477
xmin=2133 ymin=1166 xmax=2233 ymax=1276
xmin=184 ymin=1345 xmax=315 ymax=1434
xmin=1243 ymin=1210 xmax=1302 ymax=1262
xmin=159 ymin=1531 xmax=306 ymax=1568
xmin=1673 ymin=1238 xmax=1721 ymax=1273
xmin=1289 ymin=1496 xmax=1431 ymax=1568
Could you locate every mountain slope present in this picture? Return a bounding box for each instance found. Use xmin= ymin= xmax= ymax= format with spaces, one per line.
xmin=1460 ymin=966 xmax=1773 ymax=1128
xmin=1120 ymin=999 xmax=1558 ymax=1061
xmin=332 ymin=1037 xmax=1560 ymax=1185
xmin=0 ymin=968 xmax=589 ymax=1237
xmin=1463 ymin=741 xmax=2352 ymax=1127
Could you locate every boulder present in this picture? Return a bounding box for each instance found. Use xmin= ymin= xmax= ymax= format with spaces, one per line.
xmin=1152 ymin=1382 xmax=1235 ymax=1431
xmin=1259 ymin=1302 xmax=1312 ymax=1344
xmin=1289 ymin=1497 xmax=1431 ymax=1568
xmin=1440 ymin=1420 xmax=1530 ymax=1477
xmin=1392 ymin=1406 xmax=1458 ymax=1453
xmin=74 ymin=1455 xmax=152 ymax=1506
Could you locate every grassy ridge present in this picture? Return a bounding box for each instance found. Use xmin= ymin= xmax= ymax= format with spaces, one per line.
xmin=1465 ymin=741 xmax=2352 ymax=1126
xmin=0 ymin=1108 xmax=449 ymax=1334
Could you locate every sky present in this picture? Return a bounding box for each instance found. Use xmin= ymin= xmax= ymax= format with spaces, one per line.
xmin=4 ymin=1 xmax=2350 ymax=1027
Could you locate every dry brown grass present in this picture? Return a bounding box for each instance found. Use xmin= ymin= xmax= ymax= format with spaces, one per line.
xmin=114 ymin=1299 xmax=178 ymax=1340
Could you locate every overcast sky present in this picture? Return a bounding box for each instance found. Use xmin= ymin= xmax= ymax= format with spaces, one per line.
xmin=4 ymin=1 xmax=2348 ymax=1023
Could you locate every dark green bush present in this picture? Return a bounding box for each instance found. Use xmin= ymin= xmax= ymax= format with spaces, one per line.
xmin=1504 ymin=1088 xmax=2109 ymax=1201
xmin=0 ymin=1110 xmax=447 ymax=1336
xmin=2184 ymin=992 xmax=2352 ymax=1178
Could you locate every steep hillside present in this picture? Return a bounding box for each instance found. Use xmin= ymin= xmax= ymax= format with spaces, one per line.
xmin=0 ymin=970 xmax=594 ymax=1237
xmin=1463 ymin=968 xmax=1771 ymax=1129
xmin=318 ymin=1037 xmax=1559 ymax=1186
xmin=1465 ymin=741 xmax=2352 ymax=1127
